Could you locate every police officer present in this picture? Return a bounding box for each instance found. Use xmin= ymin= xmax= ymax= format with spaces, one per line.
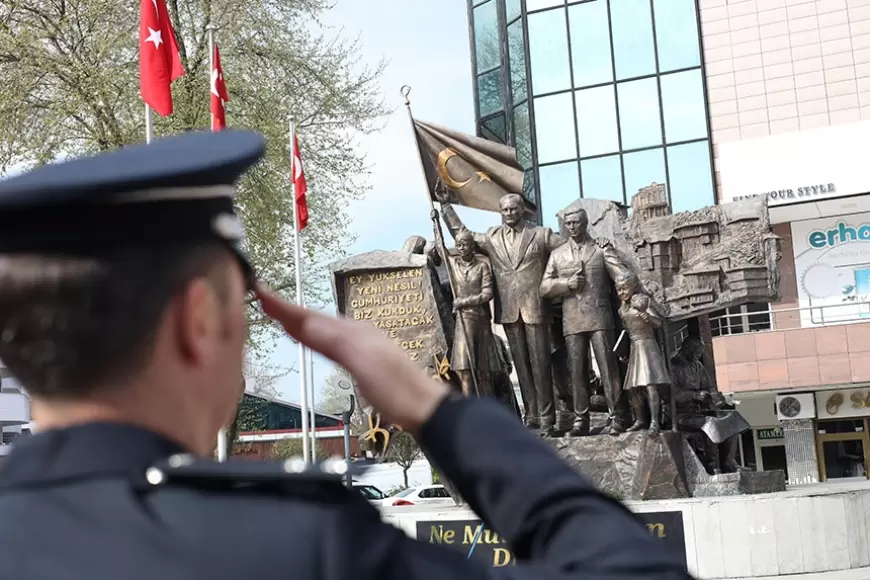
xmin=0 ymin=130 xmax=692 ymax=580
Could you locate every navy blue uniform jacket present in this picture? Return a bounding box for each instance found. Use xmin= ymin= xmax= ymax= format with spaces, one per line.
xmin=0 ymin=397 xmax=693 ymax=580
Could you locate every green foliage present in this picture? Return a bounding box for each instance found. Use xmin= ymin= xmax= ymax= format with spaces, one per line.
xmin=386 ymin=430 xmax=421 ymax=487
xmin=0 ymin=0 xmax=388 ymax=355
xmin=271 ymin=437 xmax=329 ymax=461
xmin=431 ymin=468 xmax=441 ymax=484
xmin=233 ymin=393 xmax=268 ymax=434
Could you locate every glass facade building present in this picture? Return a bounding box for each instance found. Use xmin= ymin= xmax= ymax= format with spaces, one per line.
xmin=467 ymin=0 xmax=716 ymax=227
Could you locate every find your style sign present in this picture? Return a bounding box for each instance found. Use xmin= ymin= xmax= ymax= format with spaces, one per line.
xmin=732 ymin=183 xmax=837 ymax=206
xmin=416 ymin=512 xmax=687 ymax=567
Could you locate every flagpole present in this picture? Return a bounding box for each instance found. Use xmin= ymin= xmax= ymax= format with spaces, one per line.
xmin=206 ymin=22 xmax=229 ymax=461
xmin=207 ymin=24 xmax=215 ymax=132
xmin=308 ymin=348 xmax=317 ymax=456
xmin=291 ymin=118 xmax=312 ymax=464
xmin=400 ymin=85 xmax=481 ymax=396
xmin=145 ymin=105 xmax=153 ymax=144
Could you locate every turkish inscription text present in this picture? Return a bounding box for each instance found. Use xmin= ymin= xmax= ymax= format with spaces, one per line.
xmin=344 ymin=268 xmax=438 ymax=363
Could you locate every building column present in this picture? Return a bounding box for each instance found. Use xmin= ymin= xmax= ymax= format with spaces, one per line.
xmin=781 ymin=418 xmax=819 ymax=485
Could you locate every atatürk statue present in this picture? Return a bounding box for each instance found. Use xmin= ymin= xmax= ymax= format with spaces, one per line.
xmin=539 ymin=208 xmax=629 ymax=436
xmin=436 ymin=187 xmax=565 ymax=435
xmin=439 ymin=228 xmax=501 ymax=398
xmin=669 ymin=337 xmax=750 ymax=474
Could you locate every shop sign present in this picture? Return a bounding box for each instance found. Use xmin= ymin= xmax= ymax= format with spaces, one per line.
xmin=756 ymin=427 xmax=784 ymax=441
xmin=416 ymin=513 xmax=687 ymax=566
xmin=816 ymin=389 xmax=870 ymax=420
xmin=733 ymin=183 xmax=837 ymax=206
xmin=792 ymin=212 xmax=870 ymax=328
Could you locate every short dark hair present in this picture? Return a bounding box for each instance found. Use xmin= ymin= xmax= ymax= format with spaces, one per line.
xmin=0 ymin=243 xmax=232 ymax=399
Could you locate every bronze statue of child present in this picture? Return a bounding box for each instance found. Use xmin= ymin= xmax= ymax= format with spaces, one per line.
xmin=615 ymin=272 xmax=668 ymax=435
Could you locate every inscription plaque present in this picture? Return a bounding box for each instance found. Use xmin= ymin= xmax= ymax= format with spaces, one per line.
xmin=331 ymin=250 xmax=451 ymax=379
xmin=416 ymin=512 xmax=686 ymax=567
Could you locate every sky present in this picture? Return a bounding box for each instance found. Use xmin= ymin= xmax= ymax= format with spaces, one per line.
xmin=268 ymin=0 xmax=501 ymax=404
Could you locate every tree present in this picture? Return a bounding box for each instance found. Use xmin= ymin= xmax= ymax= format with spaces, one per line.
xmin=0 ymin=0 xmax=388 ymax=354
xmin=385 ymin=431 xmax=421 ymax=488
xmin=224 ymin=355 xmax=290 ymax=451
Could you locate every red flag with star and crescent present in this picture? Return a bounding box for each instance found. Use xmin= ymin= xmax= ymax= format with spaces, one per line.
xmin=139 ymin=0 xmax=184 ymax=117
xmin=292 ymin=134 xmax=309 ymax=231
xmin=211 ymin=44 xmax=229 ymax=131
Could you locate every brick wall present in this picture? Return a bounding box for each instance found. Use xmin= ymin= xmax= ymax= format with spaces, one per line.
xmin=700 ymin=0 xmax=870 ymax=194
xmin=232 ymin=437 xmax=361 ymax=461
xmin=714 ymin=322 xmax=870 ymax=391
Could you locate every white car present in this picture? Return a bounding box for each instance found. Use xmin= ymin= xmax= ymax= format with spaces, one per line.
xmin=352 ymin=482 xmax=388 ymax=504
xmin=383 ymin=484 xmax=454 ymax=507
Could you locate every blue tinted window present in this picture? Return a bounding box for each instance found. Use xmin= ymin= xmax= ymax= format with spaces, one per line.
xmin=523 ymin=167 xmax=536 ymax=202
xmin=653 ymin=0 xmax=701 ymax=73
xmin=533 ymin=92 xmax=577 ymax=163
xmin=507 ymin=20 xmax=528 ymax=102
xmin=581 ymin=155 xmax=624 ymax=203
xmin=477 ymin=70 xmax=503 ymax=116
xmin=528 ymin=8 xmax=571 ymax=95
xmin=568 ymin=1 xmax=613 ymax=88
xmin=539 ymin=161 xmax=580 ymax=229
xmin=528 ymin=0 xmax=564 ymax=11
xmin=617 ymin=78 xmax=662 ymax=150
xmin=623 ymin=148 xmax=665 ymax=201
xmin=660 ymin=70 xmax=708 ymax=144
xmin=576 ymin=86 xmax=619 ymax=157
xmin=473 ymin=1 xmax=500 ymax=72
xmin=481 ymin=113 xmax=506 ymax=143
xmin=506 ymin=0 xmax=522 ymax=21
xmin=610 ymin=0 xmax=656 ymax=80
xmin=513 ymin=102 xmax=533 ymax=168
xmin=667 ymin=141 xmax=714 ymax=213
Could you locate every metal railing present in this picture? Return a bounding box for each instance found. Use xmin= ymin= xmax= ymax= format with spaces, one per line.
xmin=709 ymin=300 xmax=870 ymax=336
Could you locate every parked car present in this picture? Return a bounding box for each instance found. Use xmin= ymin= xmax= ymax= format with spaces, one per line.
xmin=383 ymin=484 xmax=453 ymax=507
xmin=352 ymin=482 xmax=388 ymax=504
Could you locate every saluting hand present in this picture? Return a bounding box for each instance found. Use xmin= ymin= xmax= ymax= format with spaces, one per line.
xmin=256 ymin=286 xmax=451 ymax=435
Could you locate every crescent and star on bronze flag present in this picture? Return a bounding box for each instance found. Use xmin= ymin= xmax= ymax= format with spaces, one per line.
xmin=436 ymin=148 xmax=492 ymax=190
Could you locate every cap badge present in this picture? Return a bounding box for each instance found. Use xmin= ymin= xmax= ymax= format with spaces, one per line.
xmin=212 ymin=213 xmax=244 ymax=241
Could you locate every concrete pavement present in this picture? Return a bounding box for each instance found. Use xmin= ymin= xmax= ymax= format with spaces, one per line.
xmin=711 ymin=568 xmax=870 ymax=580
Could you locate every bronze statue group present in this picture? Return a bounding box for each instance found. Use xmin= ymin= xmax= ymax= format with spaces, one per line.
xmin=409 ymin=189 xmax=745 ymax=476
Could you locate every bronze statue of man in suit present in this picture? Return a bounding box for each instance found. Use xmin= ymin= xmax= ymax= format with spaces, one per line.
xmin=435 ymin=189 xmax=565 ymax=435
xmin=540 ymin=208 xmax=630 ymax=436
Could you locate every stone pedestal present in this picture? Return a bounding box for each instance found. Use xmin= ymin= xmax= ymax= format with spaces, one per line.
xmin=546 ymin=431 xmax=787 ymax=500
xmin=547 ymin=432 xmax=693 ymax=500
xmin=691 ymin=469 xmax=786 ymax=497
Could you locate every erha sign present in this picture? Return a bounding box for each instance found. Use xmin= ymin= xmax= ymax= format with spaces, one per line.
xmin=807 ymin=220 xmax=870 ymax=249
xmin=733 ymin=183 xmax=836 ymax=205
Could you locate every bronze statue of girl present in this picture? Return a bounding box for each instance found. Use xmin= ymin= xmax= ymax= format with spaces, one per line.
xmin=615 ymin=272 xmax=668 ymax=435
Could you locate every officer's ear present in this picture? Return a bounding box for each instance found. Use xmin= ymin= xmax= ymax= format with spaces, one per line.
xmin=174 ymin=277 xmax=225 ymax=364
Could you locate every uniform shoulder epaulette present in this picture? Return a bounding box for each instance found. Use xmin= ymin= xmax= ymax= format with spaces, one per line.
xmin=141 ymin=454 xmax=370 ymax=503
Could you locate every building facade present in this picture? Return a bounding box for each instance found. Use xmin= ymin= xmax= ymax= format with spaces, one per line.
xmin=467 ymin=0 xmax=870 ymax=485
xmin=699 ymin=0 xmax=870 ymax=486
xmin=0 ymin=365 xmax=30 ymax=460
xmin=232 ymin=391 xmax=359 ymax=459
xmin=467 ymin=0 xmax=716 ymax=226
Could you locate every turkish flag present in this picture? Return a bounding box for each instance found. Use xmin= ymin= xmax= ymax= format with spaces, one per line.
xmin=211 ymin=44 xmax=229 ymax=131
xmin=139 ymin=0 xmax=184 ymax=117
xmin=292 ymin=134 xmax=309 ymax=231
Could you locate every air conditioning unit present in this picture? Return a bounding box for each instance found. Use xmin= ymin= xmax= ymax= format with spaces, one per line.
xmin=776 ymin=393 xmax=816 ymax=421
